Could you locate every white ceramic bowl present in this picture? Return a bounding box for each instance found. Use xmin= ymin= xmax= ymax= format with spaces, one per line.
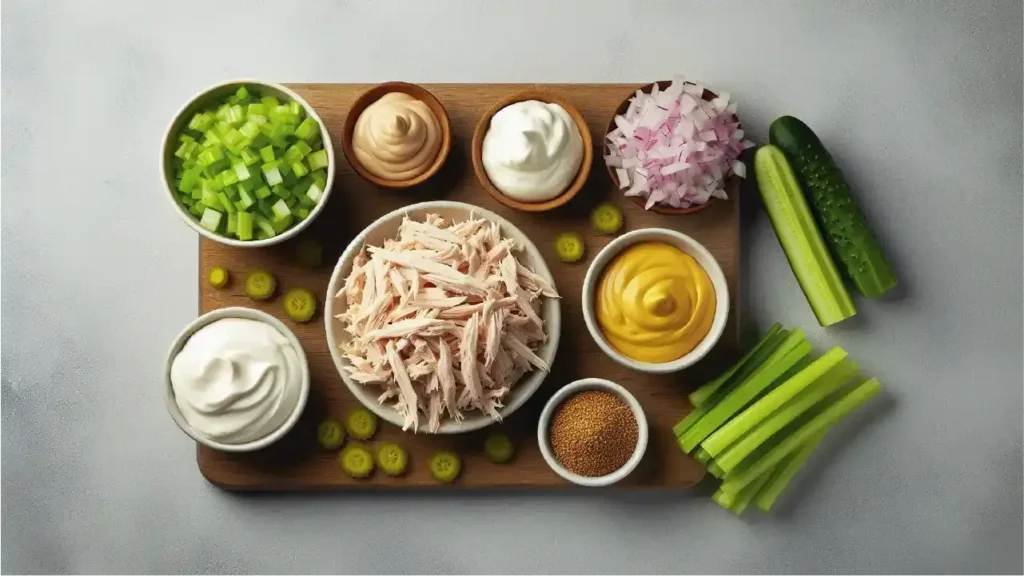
xmin=582 ymin=228 xmax=729 ymax=374
xmin=537 ymin=378 xmax=649 ymax=487
xmin=325 ymin=200 xmax=562 ymax=434
xmin=164 ymin=307 xmax=310 ymax=452
xmin=160 ymin=79 xmax=336 ymax=247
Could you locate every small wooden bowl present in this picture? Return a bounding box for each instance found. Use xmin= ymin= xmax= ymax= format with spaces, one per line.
xmin=604 ymin=80 xmax=741 ymax=215
xmin=342 ymin=81 xmax=452 ymax=189
xmin=471 ymin=90 xmax=593 ymax=212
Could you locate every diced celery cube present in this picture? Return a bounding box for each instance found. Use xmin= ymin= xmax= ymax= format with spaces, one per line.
xmin=284 ymin=195 xmax=298 ymax=208
xmin=218 ymin=169 xmax=239 ymax=187
xmin=278 ymin=160 xmax=292 ymax=176
xmin=233 ymin=162 xmax=251 ymax=181
xmin=259 ymin=146 xmax=275 ymax=163
xmin=307 ymin=150 xmax=329 ymax=170
xmin=247 ymin=103 xmax=265 ymax=117
xmin=204 ymin=158 xmax=230 ymax=177
xmin=239 ymin=147 xmax=260 ymax=166
xmin=293 ymin=141 xmax=312 ymax=157
xmin=306 ymin=183 xmax=324 ymax=204
xmin=256 ymin=229 xmax=270 ymax=240
xmin=297 ymin=192 xmax=315 ymax=208
xmin=196 ymin=146 xmax=224 ymax=167
xmin=201 ymin=187 xmax=221 ymax=209
xmin=223 ymin=129 xmax=246 ymax=153
xmin=251 ymin=133 xmax=270 ymax=149
xmin=225 ymin=104 xmax=245 ymax=126
xmin=271 ymin=214 xmax=293 ymax=233
xmin=178 ymin=165 xmax=203 ymax=193
xmin=189 ymin=202 xmax=206 ymax=217
xmin=199 ymin=208 xmax=223 ymax=232
xmin=179 ymin=194 xmax=194 ymax=207
xmin=288 ymin=101 xmax=302 ymax=116
xmin=282 ymin=170 xmax=297 ymax=187
xmin=217 ymin=192 xmax=236 ymax=214
xmin=188 ymin=112 xmax=213 ymax=132
xmin=271 ymin=199 xmax=291 ymax=220
xmin=261 ymin=165 xmax=283 ymax=186
xmin=226 ymin=212 xmax=238 ymax=235
xmin=296 ymin=207 xmax=310 ymax=220
xmin=213 ymin=121 xmax=231 ymax=137
xmin=291 ymin=160 xmax=309 ymax=177
xmin=260 ymin=95 xmax=280 ymax=109
xmin=272 ymin=184 xmax=291 ymax=199
xmin=247 ymin=114 xmax=268 ymax=126
xmin=283 ymin=146 xmax=303 ymax=165
xmin=238 ymin=188 xmax=255 ymax=209
xmin=175 ymin=140 xmax=198 ymax=160
xmin=295 ymin=117 xmax=319 ymax=141
xmin=254 ymin=185 xmax=272 ymax=199
xmin=234 ymin=200 xmax=246 ymax=212
xmin=258 ymin=198 xmax=274 ymax=219
xmin=254 ymin=214 xmax=276 ymax=237
xmin=237 ymin=211 xmax=254 ymax=240
xmin=235 ymin=86 xmax=249 ymax=101
xmin=239 ymin=178 xmax=259 ymax=193
xmin=311 ymin=169 xmax=327 ymax=190
xmin=239 ymin=121 xmax=260 ymax=140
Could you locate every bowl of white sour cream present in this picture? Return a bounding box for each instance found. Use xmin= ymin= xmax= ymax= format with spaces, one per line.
xmin=164 ymin=307 xmax=310 ymax=452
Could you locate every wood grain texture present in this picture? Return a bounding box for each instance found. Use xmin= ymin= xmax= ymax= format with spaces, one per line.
xmin=196 ymin=83 xmax=740 ymax=491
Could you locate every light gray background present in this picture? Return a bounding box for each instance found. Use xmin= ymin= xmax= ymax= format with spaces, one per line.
xmin=2 ymin=0 xmax=1022 ymax=574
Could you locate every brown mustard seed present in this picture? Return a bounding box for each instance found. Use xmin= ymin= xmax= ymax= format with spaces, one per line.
xmin=549 ymin=390 xmax=639 ymax=477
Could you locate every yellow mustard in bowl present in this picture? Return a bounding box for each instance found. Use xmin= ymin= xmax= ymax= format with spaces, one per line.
xmin=595 ymin=242 xmax=716 ymax=363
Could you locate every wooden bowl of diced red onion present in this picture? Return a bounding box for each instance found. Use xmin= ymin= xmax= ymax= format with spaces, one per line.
xmin=603 ymin=78 xmax=754 ymax=215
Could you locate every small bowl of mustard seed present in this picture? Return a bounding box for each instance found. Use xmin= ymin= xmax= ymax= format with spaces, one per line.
xmin=537 ymin=378 xmax=649 ymax=487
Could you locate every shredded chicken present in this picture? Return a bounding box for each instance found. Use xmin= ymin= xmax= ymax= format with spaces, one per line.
xmin=336 ymin=214 xmax=559 ymax=432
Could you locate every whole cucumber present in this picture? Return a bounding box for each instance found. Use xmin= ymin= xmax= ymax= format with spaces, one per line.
xmin=769 ymin=116 xmax=897 ymax=297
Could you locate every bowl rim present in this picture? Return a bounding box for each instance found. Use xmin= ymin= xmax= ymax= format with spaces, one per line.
xmin=323 ymin=200 xmax=562 ymax=434
xmin=341 ymin=81 xmax=453 ymax=189
xmin=581 ymin=228 xmax=730 ymax=374
xmin=603 ymin=80 xmax=740 ymax=216
xmin=471 ymin=90 xmax=593 ymax=212
xmin=160 ymin=79 xmax=336 ymax=248
xmin=163 ymin=306 xmax=311 ymax=452
xmin=536 ymin=378 xmax=649 ymax=487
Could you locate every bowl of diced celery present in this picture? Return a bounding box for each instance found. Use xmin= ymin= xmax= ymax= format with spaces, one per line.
xmin=161 ymin=80 xmax=335 ymax=246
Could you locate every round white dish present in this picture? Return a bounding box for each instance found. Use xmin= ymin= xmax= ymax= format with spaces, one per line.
xmin=160 ymin=79 xmax=336 ymax=247
xmin=164 ymin=307 xmax=310 ymax=452
xmin=537 ymin=378 xmax=649 ymax=487
xmin=324 ymin=200 xmax=562 ymax=434
xmin=581 ymin=227 xmax=729 ymax=374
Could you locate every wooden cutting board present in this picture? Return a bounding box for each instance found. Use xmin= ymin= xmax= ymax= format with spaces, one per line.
xmin=196 ymin=83 xmax=739 ymax=490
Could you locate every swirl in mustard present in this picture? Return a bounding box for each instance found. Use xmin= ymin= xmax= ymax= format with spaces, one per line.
xmin=595 ymin=242 xmax=716 ymax=363
xmin=352 ymin=92 xmax=442 ymax=181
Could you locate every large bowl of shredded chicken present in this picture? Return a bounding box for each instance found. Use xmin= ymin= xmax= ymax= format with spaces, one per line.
xmin=325 ymin=201 xmax=562 ymax=434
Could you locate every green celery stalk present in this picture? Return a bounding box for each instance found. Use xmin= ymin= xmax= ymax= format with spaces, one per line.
xmin=690 ymin=323 xmax=783 ymax=407
xmin=714 ymin=358 xmax=860 ymax=474
xmin=680 ymin=330 xmax=809 ymax=452
xmin=713 ymin=470 xmax=773 ymax=515
xmin=720 ymin=377 xmax=881 ymax=496
xmin=672 ymin=405 xmax=707 ymax=438
xmin=754 ymin=430 xmax=826 ymax=512
xmin=236 ymin=211 xmax=254 ymax=241
xmin=702 ymin=347 xmax=848 ymax=458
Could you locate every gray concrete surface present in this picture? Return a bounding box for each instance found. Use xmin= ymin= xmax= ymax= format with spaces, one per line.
xmin=2 ymin=0 xmax=1022 ymax=573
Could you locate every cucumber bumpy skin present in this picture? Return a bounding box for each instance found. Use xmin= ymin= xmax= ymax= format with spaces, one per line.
xmin=754 ymin=146 xmax=856 ymax=326
xmin=769 ymin=116 xmax=897 ymax=298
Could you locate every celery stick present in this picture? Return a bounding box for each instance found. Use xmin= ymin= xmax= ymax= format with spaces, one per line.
xmin=680 ymin=331 xmax=810 ymax=452
xmin=690 ymin=323 xmax=783 ymax=407
xmin=720 ymin=377 xmax=881 ymax=495
xmin=236 ymin=211 xmax=254 ymax=241
xmin=708 ymin=460 xmax=726 ymax=479
xmin=694 ymin=329 xmax=791 ymax=410
xmin=672 ymin=405 xmax=707 ymax=437
xmin=694 ymin=447 xmax=713 ymax=465
xmin=714 ymin=358 xmax=860 ymax=474
xmin=713 ymin=470 xmax=773 ymax=514
xmin=754 ymin=430 xmax=826 ymax=512
xmin=703 ymin=347 xmax=848 ymax=457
